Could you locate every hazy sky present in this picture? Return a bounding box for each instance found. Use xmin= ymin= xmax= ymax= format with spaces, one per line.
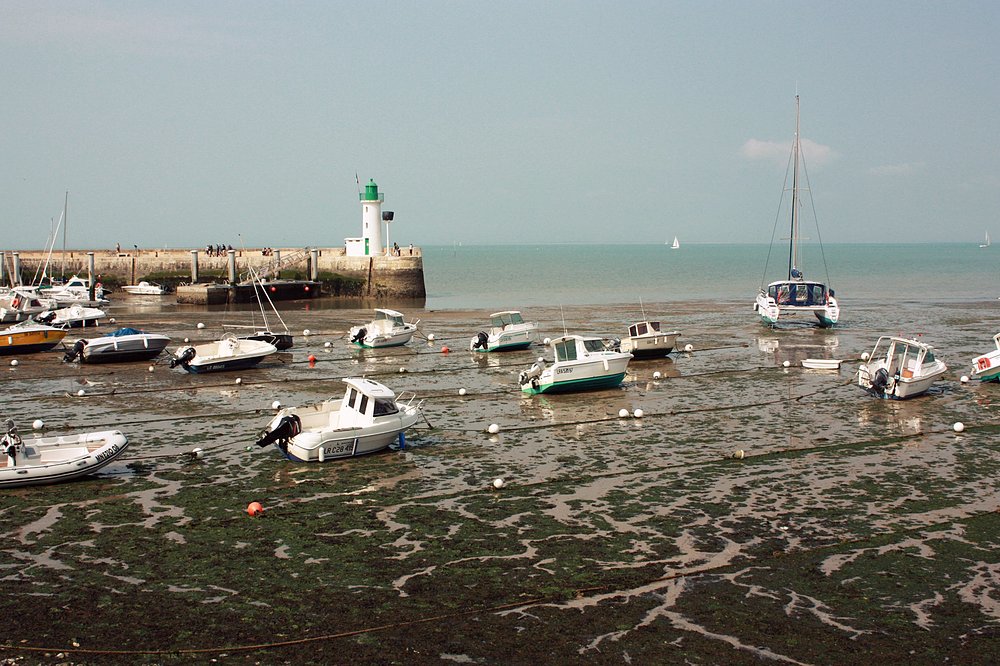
xmin=2 ymin=1 xmax=998 ymax=249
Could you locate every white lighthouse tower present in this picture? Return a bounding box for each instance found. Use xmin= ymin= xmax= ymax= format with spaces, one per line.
xmin=345 ymin=178 xmax=385 ymax=257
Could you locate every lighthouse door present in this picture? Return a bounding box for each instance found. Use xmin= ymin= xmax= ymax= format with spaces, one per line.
xmin=365 ymin=238 xmax=369 ymax=255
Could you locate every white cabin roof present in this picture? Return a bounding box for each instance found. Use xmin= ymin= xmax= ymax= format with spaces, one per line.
xmin=342 ymin=377 xmax=396 ymax=398
xmin=489 ymin=310 xmax=521 ymax=318
xmin=374 ymin=308 xmax=404 ymax=318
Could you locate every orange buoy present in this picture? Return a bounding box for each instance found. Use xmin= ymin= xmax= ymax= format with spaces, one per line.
xmin=308 ymin=354 xmax=316 ymax=367
xmin=247 ymin=501 xmax=264 ymax=516
xmin=441 ymin=346 xmax=450 ymax=353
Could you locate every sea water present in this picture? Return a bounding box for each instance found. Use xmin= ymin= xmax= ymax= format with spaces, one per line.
xmin=422 ymin=243 xmax=1000 ymax=310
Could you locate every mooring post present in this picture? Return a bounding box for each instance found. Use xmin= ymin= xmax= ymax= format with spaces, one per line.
xmin=309 ymin=248 xmax=319 ymax=281
xmin=190 ymin=250 xmax=199 ymax=283
xmin=228 ymin=249 xmax=237 ymax=285
xmin=11 ymin=252 xmax=20 ymax=286
xmin=274 ymin=249 xmax=281 ymax=279
xmin=0 ymin=251 xmax=5 ymax=287
xmin=86 ymin=252 xmax=95 ymax=299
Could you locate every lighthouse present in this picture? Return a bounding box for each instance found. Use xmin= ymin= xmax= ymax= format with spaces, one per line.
xmin=346 ymin=179 xmax=385 ymax=257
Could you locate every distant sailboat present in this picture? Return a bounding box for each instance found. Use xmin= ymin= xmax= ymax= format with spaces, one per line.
xmin=670 ymin=236 xmax=680 ymax=249
xmin=981 ymin=231 xmax=991 ymax=248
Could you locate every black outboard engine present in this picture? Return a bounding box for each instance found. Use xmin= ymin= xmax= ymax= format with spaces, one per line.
xmin=169 ymin=346 xmax=197 ymax=369
xmin=869 ymin=367 xmax=890 ymax=397
xmin=35 ymin=311 xmax=55 ymax=325
xmin=351 ymin=327 xmax=367 ymax=344
xmin=255 ymin=414 xmax=302 ymax=451
xmin=472 ymin=331 xmax=489 ymax=351
xmin=63 ymin=339 xmax=87 ymax=363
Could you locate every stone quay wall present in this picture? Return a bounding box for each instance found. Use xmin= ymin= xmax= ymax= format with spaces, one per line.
xmin=2 ymin=247 xmax=426 ymax=300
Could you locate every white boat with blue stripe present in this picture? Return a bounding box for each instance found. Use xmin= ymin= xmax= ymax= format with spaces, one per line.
xmin=519 ymin=335 xmax=632 ymax=395
xmin=470 ymin=311 xmax=538 ymax=352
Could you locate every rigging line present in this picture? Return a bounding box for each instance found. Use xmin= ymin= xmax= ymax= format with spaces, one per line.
xmin=759 ymin=143 xmax=796 ymax=290
xmin=798 ymin=150 xmax=833 ymax=289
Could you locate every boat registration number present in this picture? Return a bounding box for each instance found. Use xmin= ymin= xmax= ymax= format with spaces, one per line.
xmin=556 ymin=368 xmax=574 ymax=375
xmin=324 ymin=441 xmax=355 ymax=457
xmin=95 ymin=444 xmax=120 ymax=463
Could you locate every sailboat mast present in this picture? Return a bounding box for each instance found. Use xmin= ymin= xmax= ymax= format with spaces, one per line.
xmin=788 ymin=95 xmax=800 ymax=280
xmin=61 ymin=191 xmax=68 ymax=279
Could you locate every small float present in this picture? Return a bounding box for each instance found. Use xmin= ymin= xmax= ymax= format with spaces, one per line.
xmin=64 ymin=328 xmax=171 ymax=363
xmin=801 ymin=358 xmax=842 ymax=370
xmin=0 ymin=420 xmax=128 ymax=488
xmin=255 ymin=377 xmax=422 ymax=461
xmin=857 ymin=336 xmax=947 ymax=399
xmin=469 ymin=311 xmax=538 ymax=352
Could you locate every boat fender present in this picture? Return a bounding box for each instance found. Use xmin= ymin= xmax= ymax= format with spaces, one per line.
xmin=10 ymin=297 xmax=20 ymax=309
xmin=471 ymin=331 xmax=488 ymax=351
xmin=351 ymin=327 xmax=367 ymax=344
xmin=169 ymin=346 xmax=197 ymax=368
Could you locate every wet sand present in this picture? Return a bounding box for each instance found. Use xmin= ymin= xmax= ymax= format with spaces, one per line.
xmin=2 ymin=297 xmax=1000 ymax=664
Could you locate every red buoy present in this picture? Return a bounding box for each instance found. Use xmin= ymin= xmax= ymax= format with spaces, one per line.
xmin=441 ymin=346 xmax=450 ymax=354
xmin=247 ymin=501 xmax=264 ymax=517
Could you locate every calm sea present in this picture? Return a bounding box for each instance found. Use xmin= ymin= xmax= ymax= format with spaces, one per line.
xmin=422 ymin=244 xmax=1000 ymax=310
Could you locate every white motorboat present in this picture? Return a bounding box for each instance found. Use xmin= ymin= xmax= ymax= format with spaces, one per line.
xmin=0 ymin=289 xmax=56 ymax=323
xmin=64 ymin=328 xmax=171 ymax=364
xmin=255 ymin=377 xmax=422 ymax=461
xmin=169 ymin=333 xmax=276 ymax=373
xmin=519 ymin=334 xmax=632 ymax=395
xmin=970 ymin=333 xmax=1000 ymax=382
xmin=753 ymin=95 xmax=839 ymax=328
xmin=121 ymin=281 xmax=166 ymax=295
xmin=225 ymin=266 xmax=293 ymax=350
xmin=1 ymin=420 xmax=128 ymax=488
xmin=615 ymin=320 xmax=680 ymax=358
xmin=43 ymin=275 xmax=109 ymax=306
xmin=857 ymin=336 xmax=948 ymax=399
xmin=36 ymin=304 xmax=105 ymax=328
xmin=469 ymin=311 xmax=538 ymax=352
xmin=349 ymin=309 xmax=417 ymax=348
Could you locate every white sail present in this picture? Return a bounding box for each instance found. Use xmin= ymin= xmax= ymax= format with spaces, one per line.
xmin=670 ymin=236 xmax=680 ymax=249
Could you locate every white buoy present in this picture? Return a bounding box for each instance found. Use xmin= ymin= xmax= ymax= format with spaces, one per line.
xmin=184 ymin=337 xmax=190 ymax=343
xmin=76 ymin=389 xmax=85 ymax=397
xmin=399 ymin=367 xmax=407 ymax=373
xmin=782 ymin=360 xmax=790 ymax=368
xmin=235 ymin=377 xmax=242 ymax=385
xmin=733 ymin=449 xmax=745 ymax=460
xmin=271 ymin=400 xmax=282 ymax=410
xmin=303 ymin=329 xmax=311 ymax=336
xmin=324 ymin=341 xmax=331 ymax=348
xmin=954 ymin=422 xmax=965 ymax=433
xmin=9 ymin=359 xmax=18 ymax=367
xmin=618 ymin=408 xmax=629 ymax=418
xmin=861 ymin=351 xmax=870 ymax=361
xmin=32 ymin=419 xmax=44 ymax=430
xmin=960 ymin=375 xmax=969 ymax=383
xmin=652 ymin=371 xmax=661 ymax=379
xmin=684 ymin=343 xmax=694 ymax=352
xmin=196 ymin=322 xmax=205 ymax=329
xmin=543 ymin=337 xmax=551 ymax=345
xmin=487 ymin=423 xmax=500 ymax=434
xmin=492 ymin=478 xmax=505 ymax=489
xmin=109 ymin=318 xmax=116 ymax=324
xmin=148 ymin=365 xmax=155 ymax=373
xmin=428 ymin=333 xmax=435 ymax=341
xmin=633 ymin=408 xmax=644 ymax=418
xmin=459 ymin=388 xmax=467 ymax=396
xmin=191 ymin=447 xmax=205 ymax=459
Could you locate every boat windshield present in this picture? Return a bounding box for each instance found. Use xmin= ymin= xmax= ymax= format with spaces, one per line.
xmin=768 ymin=282 xmax=827 ymax=306
xmin=583 ymin=339 xmax=606 ymax=353
xmin=554 ymin=340 xmax=578 ymax=362
xmin=373 ymin=398 xmax=399 ymax=416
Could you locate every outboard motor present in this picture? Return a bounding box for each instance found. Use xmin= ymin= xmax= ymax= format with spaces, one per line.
xmin=35 ymin=311 xmax=55 ymax=325
xmin=63 ymin=339 xmax=87 ymax=363
xmin=169 ymin=346 xmax=197 ymax=369
xmin=604 ymin=337 xmax=622 ymax=352
xmin=255 ymin=414 xmax=302 ymax=450
xmin=869 ymin=367 xmax=890 ymax=397
xmin=471 ymin=331 xmax=489 ymax=351
xmin=350 ymin=327 xmax=367 ymax=344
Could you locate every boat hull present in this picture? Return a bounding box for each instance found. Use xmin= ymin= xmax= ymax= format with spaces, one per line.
xmin=81 ymin=334 xmax=171 ymax=363
xmin=0 ymin=327 xmax=67 ymax=355
xmin=620 ymin=332 xmax=679 ymax=358
xmin=521 ymin=356 xmax=632 ymax=395
xmin=972 ymin=349 xmax=1000 ymax=382
xmin=0 ymin=430 xmax=128 ymax=488
xmin=266 ymin=410 xmax=420 ymax=462
xmin=755 ymin=292 xmax=839 ymax=328
xmin=183 ymin=355 xmax=269 ymax=373
xmin=243 ymin=332 xmax=293 ymax=350
xmin=857 ymin=362 xmax=948 ymax=399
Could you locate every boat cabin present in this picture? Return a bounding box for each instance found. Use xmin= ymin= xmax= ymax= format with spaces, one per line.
xmin=338 ymin=377 xmax=400 ymax=428
xmin=490 ymin=311 xmax=525 ymax=329
xmin=627 ymin=321 xmax=661 ymax=338
xmin=374 ymin=309 xmax=406 ymax=328
xmin=871 ymin=337 xmax=938 ymax=379
xmin=766 ymin=281 xmax=831 ymax=307
xmin=551 ymin=335 xmax=608 ymax=362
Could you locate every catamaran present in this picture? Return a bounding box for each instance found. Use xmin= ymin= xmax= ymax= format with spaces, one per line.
xmin=753 ymin=95 xmax=839 ymax=328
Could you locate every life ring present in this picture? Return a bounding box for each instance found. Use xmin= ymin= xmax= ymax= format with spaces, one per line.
xmin=11 ymin=297 xmax=20 ymax=308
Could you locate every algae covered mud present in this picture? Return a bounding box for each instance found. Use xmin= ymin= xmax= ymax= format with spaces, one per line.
xmin=2 ymin=297 xmax=1000 ymax=664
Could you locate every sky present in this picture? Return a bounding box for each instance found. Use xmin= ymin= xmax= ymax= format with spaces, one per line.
xmin=1 ymin=1 xmax=998 ymax=249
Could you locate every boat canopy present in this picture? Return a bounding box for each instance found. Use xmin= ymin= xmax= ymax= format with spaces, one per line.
xmin=628 ymin=321 xmax=661 ymax=337
xmin=341 ymin=378 xmax=399 ymax=422
xmin=105 ymin=327 xmax=145 ymax=337
xmin=490 ymin=311 xmax=524 ymax=327
xmin=870 ymin=337 xmax=937 ymax=377
xmin=766 ymin=281 xmax=830 ymax=306
xmin=374 ymin=309 xmax=405 ymax=326
xmin=551 ymin=335 xmax=607 ymax=362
